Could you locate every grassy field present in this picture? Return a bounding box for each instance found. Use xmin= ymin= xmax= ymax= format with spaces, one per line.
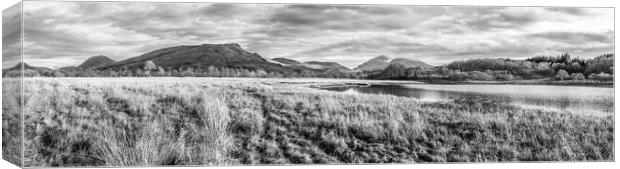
xmin=2 ymin=78 xmax=22 ymax=167
xmin=2 ymin=77 xmax=614 ymax=167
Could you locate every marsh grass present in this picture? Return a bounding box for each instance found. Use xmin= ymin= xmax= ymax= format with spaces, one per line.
xmin=3 ymin=77 xmax=614 ymax=167
xmin=18 ymin=78 xmax=234 ymax=167
xmin=2 ymin=78 xmax=22 ymax=167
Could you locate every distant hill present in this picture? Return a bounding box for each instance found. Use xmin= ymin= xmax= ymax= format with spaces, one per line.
xmin=302 ymin=61 xmax=350 ymax=71
xmin=371 ymin=63 xmax=409 ymax=79
xmin=55 ymin=66 xmax=79 ymax=77
xmin=271 ymin=58 xmax=353 ymax=77
xmin=390 ymin=58 xmax=432 ymax=69
xmin=354 ymin=55 xmax=391 ymax=72
xmin=58 ymin=66 xmax=78 ymax=71
xmin=6 ymin=43 xmax=435 ymax=79
xmin=272 ymin=58 xmax=349 ymax=71
xmin=2 ymin=62 xmax=52 ymax=77
xmin=369 ymin=57 xmax=433 ymax=79
xmin=272 ymin=58 xmax=301 ymax=65
xmin=5 ymin=62 xmax=52 ymax=72
xmin=100 ymin=43 xmax=296 ymax=75
xmin=78 ymin=55 xmax=116 ymax=69
xmin=355 ymin=55 xmax=432 ymax=74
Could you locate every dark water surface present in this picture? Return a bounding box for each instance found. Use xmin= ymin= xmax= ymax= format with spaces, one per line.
xmin=322 ymin=84 xmax=614 ymax=114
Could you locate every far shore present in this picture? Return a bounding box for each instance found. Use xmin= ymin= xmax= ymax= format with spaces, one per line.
xmin=11 ymin=76 xmax=614 ymax=88
xmin=317 ymin=78 xmax=615 ymax=88
xmin=457 ymin=79 xmax=614 ymax=88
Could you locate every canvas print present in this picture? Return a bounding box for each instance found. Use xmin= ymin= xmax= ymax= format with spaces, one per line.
xmin=1 ymin=0 xmax=614 ymax=167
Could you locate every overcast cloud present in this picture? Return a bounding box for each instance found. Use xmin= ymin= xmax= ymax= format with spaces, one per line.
xmin=2 ymin=1 xmax=614 ymax=68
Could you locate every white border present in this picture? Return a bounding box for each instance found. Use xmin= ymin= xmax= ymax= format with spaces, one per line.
xmin=1 ymin=0 xmax=618 ymax=169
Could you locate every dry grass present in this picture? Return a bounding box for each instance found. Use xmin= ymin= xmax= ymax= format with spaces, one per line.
xmin=1 ymin=77 xmax=614 ymax=167
xmin=2 ymin=78 xmax=22 ymax=167
xmin=18 ymin=78 xmax=234 ymax=167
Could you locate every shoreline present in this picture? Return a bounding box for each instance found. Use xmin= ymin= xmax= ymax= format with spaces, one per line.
xmin=373 ymin=79 xmax=614 ymax=88
xmin=456 ymin=80 xmax=614 ymax=88
xmin=13 ymin=76 xmax=614 ymax=88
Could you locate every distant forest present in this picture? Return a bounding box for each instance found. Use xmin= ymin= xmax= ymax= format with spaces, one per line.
xmin=4 ymin=53 xmax=614 ymax=83
xmin=386 ymin=53 xmax=614 ymax=82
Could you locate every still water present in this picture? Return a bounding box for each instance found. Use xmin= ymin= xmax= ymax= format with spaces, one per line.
xmin=322 ymin=84 xmax=614 ymax=114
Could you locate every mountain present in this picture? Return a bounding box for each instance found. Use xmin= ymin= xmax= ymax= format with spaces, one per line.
xmin=301 ymin=61 xmax=350 ymax=71
xmin=390 ymin=58 xmax=432 ymax=69
xmin=78 ymin=55 xmax=116 ymax=69
xmin=100 ymin=43 xmax=295 ymax=75
xmin=58 ymin=66 xmax=78 ymax=71
xmin=371 ymin=63 xmax=409 ymax=79
xmin=355 ymin=55 xmax=432 ymax=72
xmin=2 ymin=62 xmax=53 ymax=77
xmin=272 ymin=58 xmax=349 ymax=71
xmin=370 ymin=57 xmax=433 ymax=79
xmin=354 ymin=55 xmax=391 ymax=72
xmin=272 ymin=58 xmax=301 ymax=65
xmin=270 ymin=58 xmax=352 ymax=77
xmin=4 ymin=62 xmax=52 ymax=72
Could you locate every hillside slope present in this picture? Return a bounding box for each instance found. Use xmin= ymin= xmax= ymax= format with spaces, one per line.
xmin=101 ymin=43 xmax=295 ymax=75
xmin=78 ymin=55 xmax=116 ymax=69
xmin=272 ymin=58 xmax=302 ymax=65
xmin=354 ymin=55 xmax=391 ymax=72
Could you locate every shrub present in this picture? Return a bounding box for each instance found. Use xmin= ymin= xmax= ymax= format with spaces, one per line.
xmin=555 ymin=69 xmax=569 ymax=80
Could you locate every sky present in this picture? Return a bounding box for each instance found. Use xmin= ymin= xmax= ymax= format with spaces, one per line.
xmin=2 ymin=1 xmax=614 ymax=69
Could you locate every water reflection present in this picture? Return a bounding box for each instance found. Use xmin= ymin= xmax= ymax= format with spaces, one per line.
xmin=322 ymin=84 xmax=613 ymax=114
xmin=326 ymin=85 xmax=455 ymax=102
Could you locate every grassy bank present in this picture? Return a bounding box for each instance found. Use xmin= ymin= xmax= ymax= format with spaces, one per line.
xmin=459 ymin=78 xmax=613 ymax=87
xmin=3 ymin=77 xmax=613 ymax=167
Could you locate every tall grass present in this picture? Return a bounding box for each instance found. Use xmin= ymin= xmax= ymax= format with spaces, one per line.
xmin=19 ymin=78 xmax=234 ymax=167
xmin=3 ymin=77 xmax=613 ymax=167
xmin=2 ymin=78 xmax=22 ymax=167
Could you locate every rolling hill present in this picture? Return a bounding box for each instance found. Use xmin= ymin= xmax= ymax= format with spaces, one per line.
xmin=272 ymin=58 xmax=301 ymax=65
xmin=6 ymin=43 xmax=432 ymax=79
xmin=354 ymin=55 xmax=391 ymax=72
xmin=301 ymin=61 xmax=350 ymax=71
xmin=271 ymin=58 xmax=353 ymax=77
xmin=2 ymin=62 xmax=53 ymax=77
xmin=389 ymin=58 xmax=432 ymax=69
xmin=369 ymin=57 xmax=434 ymax=79
xmin=78 ymin=55 xmax=116 ymax=69
xmin=354 ymin=55 xmax=432 ymax=72
xmin=100 ymin=43 xmax=296 ymax=75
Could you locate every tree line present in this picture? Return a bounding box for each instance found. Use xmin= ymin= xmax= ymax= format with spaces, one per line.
xmin=374 ymin=53 xmax=613 ymax=82
xmin=30 ymin=60 xmax=366 ymax=79
xmin=5 ymin=53 xmax=614 ymax=83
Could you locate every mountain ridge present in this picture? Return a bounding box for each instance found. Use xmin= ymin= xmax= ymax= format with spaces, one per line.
xmin=272 ymin=58 xmax=301 ymax=65
xmin=354 ymin=55 xmax=432 ymax=72
xmin=7 ymin=43 xmax=435 ymax=79
xmin=100 ymin=43 xmax=296 ymax=75
xmin=78 ymin=55 xmax=116 ymax=69
xmin=354 ymin=55 xmax=391 ymax=72
xmin=302 ymin=61 xmax=350 ymax=71
xmin=389 ymin=57 xmax=432 ymax=69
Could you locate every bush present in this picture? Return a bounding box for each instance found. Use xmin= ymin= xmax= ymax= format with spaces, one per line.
xmin=495 ymin=74 xmax=514 ymax=81
xmin=555 ymin=69 xmax=570 ymax=80
xmin=467 ymin=71 xmax=494 ymax=81
xmin=588 ymin=72 xmax=613 ymax=81
xmin=570 ymin=73 xmax=585 ymax=80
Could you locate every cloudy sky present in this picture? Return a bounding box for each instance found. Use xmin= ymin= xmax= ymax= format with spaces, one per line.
xmin=2 ymin=1 xmax=614 ymax=68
